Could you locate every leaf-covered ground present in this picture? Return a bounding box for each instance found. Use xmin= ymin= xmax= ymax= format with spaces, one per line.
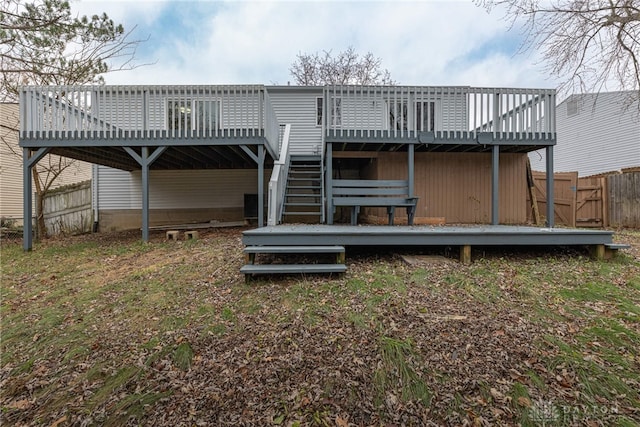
xmin=1 ymin=228 xmax=639 ymax=426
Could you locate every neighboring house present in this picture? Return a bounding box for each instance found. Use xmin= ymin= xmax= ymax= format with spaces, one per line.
xmin=0 ymin=103 xmax=92 ymax=225
xmin=529 ymin=91 xmax=640 ymax=176
xmin=18 ymin=84 xmax=557 ymax=248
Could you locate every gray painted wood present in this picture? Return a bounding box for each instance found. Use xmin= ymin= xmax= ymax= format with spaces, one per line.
xmin=242 ymin=225 xmax=613 ymax=247
xmin=240 ymin=264 xmax=347 ymax=274
xmin=243 ymin=245 xmax=345 ymax=254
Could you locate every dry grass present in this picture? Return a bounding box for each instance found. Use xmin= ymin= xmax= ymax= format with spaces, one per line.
xmin=1 ymin=228 xmax=639 ymax=426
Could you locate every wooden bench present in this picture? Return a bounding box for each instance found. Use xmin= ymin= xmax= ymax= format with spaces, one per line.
xmin=332 ymin=179 xmax=419 ymax=225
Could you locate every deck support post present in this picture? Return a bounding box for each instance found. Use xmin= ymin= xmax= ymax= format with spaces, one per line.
xmin=326 ymin=142 xmax=334 ymax=224
xmin=22 ymin=147 xmax=50 ymax=251
xmin=257 ymin=144 xmax=265 ymax=227
xmin=408 ymin=142 xmax=415 ymax=197
xmin=240 ymin=144 xmax=266 ymax=227
xmin=545 ymin=145 xmax=554 ymax=227
xmin=141 ymin=147 xmax=150 ymax=242
xmin=590 ymin=244 xmax=606 ymax=260
xmin=460 ymin=245 xmax=471 ymax=264
xmin=491 ymin=144 xmax=499 ymax=225
xmin=124 ymin=146 xmax=167 ymax=242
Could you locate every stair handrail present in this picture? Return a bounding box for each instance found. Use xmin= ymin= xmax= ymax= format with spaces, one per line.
xmin=320 ymin=150 xmax=326 ymax=224
xmin=267 ymin=124 xmax=292 ymax=226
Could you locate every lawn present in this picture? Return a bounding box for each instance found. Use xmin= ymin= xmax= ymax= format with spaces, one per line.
xmin=1 ymin=228 xmax=639 ymax=426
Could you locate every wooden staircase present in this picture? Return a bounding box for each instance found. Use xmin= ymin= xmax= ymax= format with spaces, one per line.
xmin=282 ymin=156 xmax=322 ymax=223
xmin=241 ymin=245 xmax=346 ymax=279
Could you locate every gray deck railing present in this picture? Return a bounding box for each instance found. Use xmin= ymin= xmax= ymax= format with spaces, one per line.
xmin=323 ymin=85 xmax=556 ymax=140
xmin=19 ymin=85 xmax=280 ymax=156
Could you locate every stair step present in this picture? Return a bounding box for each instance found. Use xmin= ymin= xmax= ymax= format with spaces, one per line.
xmin=286 ymin=195 xmax=320 ymax=199
xmin=285 ymin=202 xmax=321 ymax=207
xmin=244 ymin=245 xmax=344 ymax=254
xmin=241 ymin=264 xmax=347 ymax=275
xmin=283 ymin=212 xmax=322 ymax=216
xmin=287 ymin=185 xmax=321 ymax=189
xmin=290 ymin=155 xmax=322 ymax=161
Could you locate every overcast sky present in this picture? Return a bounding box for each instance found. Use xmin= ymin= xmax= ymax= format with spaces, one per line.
xmin=74 ymin=0 xmax=560 ymax=89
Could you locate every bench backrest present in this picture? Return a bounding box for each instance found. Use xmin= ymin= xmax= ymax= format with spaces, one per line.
xmin=333 ymin=179 xmax=410 ymax=197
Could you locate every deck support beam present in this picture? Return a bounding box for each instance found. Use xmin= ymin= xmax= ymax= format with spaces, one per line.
xmin=326 ymin=142 xmax=334 ymax=225
xmin=546 ymin=145 xmax=554 ymax=227
xmin=491 ymin=145 xmax=499 ymax=225
xmin=22 ymin=147 xmax=51 ymax=251
xmin=124 ymin=146 xmax=167 ymax=242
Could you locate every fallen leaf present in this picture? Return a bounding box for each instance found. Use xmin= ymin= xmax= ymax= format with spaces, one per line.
xmin=336 ymin=415 xmax=349 ymax=427
xmin=517 ymin=396 xmax=531 ymax=408
xmin=8 ymin=399 xmax=30 ymax=410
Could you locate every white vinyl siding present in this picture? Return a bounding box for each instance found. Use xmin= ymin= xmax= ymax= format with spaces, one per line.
xmin=269 ymin=89 xmax=323 ymax=156
xmin=529 ymin=92 xmax=640 ymax=176
xmin=96 ymin=166 xmax=261 ymax=210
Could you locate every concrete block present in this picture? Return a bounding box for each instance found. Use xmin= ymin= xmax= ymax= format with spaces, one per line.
xmin=166 ymin=230 xmax=180 ymax=240
xmin=184 ymin=230 xmax=199 ymax=240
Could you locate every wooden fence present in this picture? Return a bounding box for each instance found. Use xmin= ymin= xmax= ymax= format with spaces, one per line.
xmin=529 ymin=171 xmax=639 ymax=228
xmin=608 ymin=172 xmax=640 ymax=228
xmin=43 ymin=180 xmax=92 ymax=235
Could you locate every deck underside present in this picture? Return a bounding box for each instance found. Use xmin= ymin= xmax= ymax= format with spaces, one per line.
xmin=243 ymin=225 xmax=614 ymax=247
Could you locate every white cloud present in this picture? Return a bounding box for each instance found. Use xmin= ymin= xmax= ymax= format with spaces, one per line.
xmin=70 ymin=0 xmax=557 ymax=90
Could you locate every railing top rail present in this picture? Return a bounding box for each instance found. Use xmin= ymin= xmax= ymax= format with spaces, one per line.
xmin=19 ymin=84 xmax=268 ymax=92
xmin=323 ymin=85 xmax=555 ymax=93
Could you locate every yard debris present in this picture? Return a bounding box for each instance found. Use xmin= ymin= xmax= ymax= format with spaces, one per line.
xmin=1 ymin=228 xmax=639 ymax=426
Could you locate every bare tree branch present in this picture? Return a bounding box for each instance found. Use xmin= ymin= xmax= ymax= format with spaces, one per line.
xmin=290 ymin=46 xmax=396 ymax=86
xmin=477 ymin=0 xmax=640 ymax=107
xmin=0 ymin=0 xmax=148 ymax=101
xmin=0 ymin=0 xmax=147 ymax=236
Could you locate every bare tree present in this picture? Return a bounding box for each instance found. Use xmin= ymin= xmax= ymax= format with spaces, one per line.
xmin=0 ymin=0 xmax=145 ymax=237
xmin=1 ymin=108 xmax=83 ymax=237
xmin=477 ymin=0 xmax=640 ymax=105
xmin=1 ymin=0 xmax=145 ymax=100
xmin=290 ymin=46 xmax=396 ymax=85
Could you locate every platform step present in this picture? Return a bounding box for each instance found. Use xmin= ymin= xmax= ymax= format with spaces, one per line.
xmin=241 ymin=264 xmax=347 ymax=275
xmin=244 ymin=245 xmax=345 ymax=254
xmin=604 ymin=243 xmax=631 ymax=250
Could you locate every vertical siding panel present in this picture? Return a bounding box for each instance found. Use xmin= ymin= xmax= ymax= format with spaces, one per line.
xmin=372 ymin=152 xmax=527 ymax=224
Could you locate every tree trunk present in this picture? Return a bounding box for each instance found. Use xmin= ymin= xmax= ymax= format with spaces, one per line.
xmin=32 ymin=168 xmax=46 ymax=240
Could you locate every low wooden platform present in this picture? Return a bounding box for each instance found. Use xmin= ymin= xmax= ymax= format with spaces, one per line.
xmin=243 ymin=225 xmax=619 ymax=265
